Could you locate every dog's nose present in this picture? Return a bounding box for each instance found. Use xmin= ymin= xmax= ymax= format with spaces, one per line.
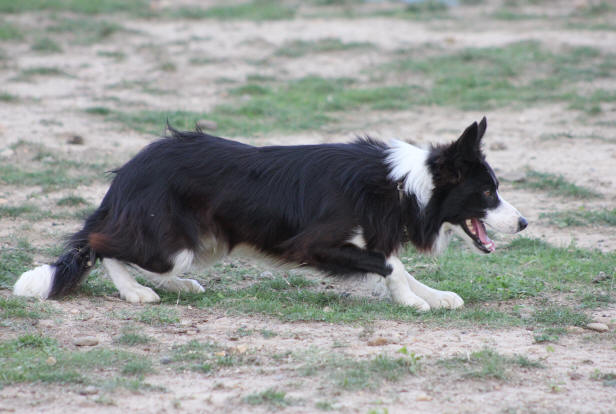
xmin=518 ymin=216 xmax=528 ymax=232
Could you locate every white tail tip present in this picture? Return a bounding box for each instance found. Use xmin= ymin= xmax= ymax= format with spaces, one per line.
xmin=13 ymin=265 xmax=55 ymax=299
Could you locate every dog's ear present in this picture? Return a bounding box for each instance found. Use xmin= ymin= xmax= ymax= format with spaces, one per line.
xmin=455 ymin=119 xmax=485 ymax=161
xmin=477 ymin=116 xmax=487 ymax=140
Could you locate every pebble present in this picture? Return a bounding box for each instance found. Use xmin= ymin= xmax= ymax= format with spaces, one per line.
xmin=586 ymin=322 xmax=609 ymax=332
xmin=38 ymin=319 xmax=54 ymax=328
xmin=46 ymin=356 xmax=57 ymax=366
xmin=592 ymin=271 xmax=611 ymax=283
xmin=73 ymin=336 xmax=99 ymax=346
xmin=416 ymin=393 xmax=433 ymax=401
xmin=160 ymin=356 xmax=173 ymax=365
xmin=67 ymin=135 xmax=84 ymax=145
xmin=367 ymin=337 xmax=390 ymax=346
xmin=259 ymin=271 xmax=273 ymax=278
xmin=78 ymin=386 xmax=98 ymax=396
xmin=196 ymin=119 xmax=218 ymax=131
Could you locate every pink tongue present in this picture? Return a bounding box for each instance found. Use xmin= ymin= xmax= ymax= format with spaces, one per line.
xmin=472 ymin=218 xmax=495 ymax=251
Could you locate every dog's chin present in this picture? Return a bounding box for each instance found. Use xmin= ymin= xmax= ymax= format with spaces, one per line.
xmin=453 ymin=218 xmax=495 ymax=254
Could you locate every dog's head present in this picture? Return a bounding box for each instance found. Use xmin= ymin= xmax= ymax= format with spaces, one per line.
xmin=428 ymin=117 xmax=527 ymax=253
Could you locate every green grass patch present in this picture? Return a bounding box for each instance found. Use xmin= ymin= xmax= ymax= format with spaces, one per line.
xmin=170 ymin=339 xmax=249 ymax=374
xmin=0 ymin=297 xmax=53 ymax=321
xmin=244 ymin=388 xmax=291 ymax=407
xmin=591 ymin=370 xmax=616 ymax=387
xmin=167 ymin=0 xmax=296 ymax=21
xmin=31 ymin=37 xmax=63 ymax=53
xmin=0 ymin=20 xmax=22 ymax=41
xmin=14 ymin=66 xmax=69 ymax=82
xmin=0 ymin=92 xmax=18 ymax=102
xmin=275 ymin=38 xmax=374 ymax=58
xmin=300 ymin=349 xmax=421 ymax=391
xmin=0 ymin=204 xmax=41 ymax=218
xmin=57 ymin=195 xmax=89 ymax=207
xmin=48 ymin=17 xmax=123 ymax=45
xmin=541 ymin=208 xmax=616 ymax=228
xmin=533 ymin=327 xmax=567 ymax=343
xmin=515 ymin=169 xmax=600 ymax=199
xmin=0 ymin=240 xmax=33 ymax=289
xmin=135 ymin=306 xmax=179 ymax=326
xmin=532 ymin=305 xmax=590 ymax=327
xmin=439 ymin=348 xmax=542 ymax=380
xmin=114 ymin=328 xmax=153 ymax=346
xmin=109 ymin=76 xmax=420 ymax=136
xmin=0 ymin=0 xmax=149 ymax=14
xmin=0 ymin=334 xmax=152 ymax=387
xmin=382 ymin=41 xmax=616 ymax=111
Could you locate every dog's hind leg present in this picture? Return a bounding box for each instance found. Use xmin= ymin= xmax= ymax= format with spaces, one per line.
xmin=385 ymin=257 xmax=430 ymax=312
xmin=136 ymin=250 xmax=205 ymax=294
xmin=103 ymin=258 xmax=161 ymax=303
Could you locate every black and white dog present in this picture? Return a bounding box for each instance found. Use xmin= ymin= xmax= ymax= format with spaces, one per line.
xmin=14 ymin=117 xmax=527 ymax=311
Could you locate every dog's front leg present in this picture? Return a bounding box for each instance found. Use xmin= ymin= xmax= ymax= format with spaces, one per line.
xmin=385 ymin=257 xmax=430 ymax=312
xmin=402 ymin=267 xmax=464 ymax=310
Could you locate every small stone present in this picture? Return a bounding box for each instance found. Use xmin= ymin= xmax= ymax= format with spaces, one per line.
xmin=160 ymin=356 xmax=173 ymax=365
xmin=416 ymin=393 xmax=432 ymax=401
xmin=46 ymin=356 xmax=57 ymax=366
xmin=592 ymin=271 xmax=611 ymax=283
xmin=586 ymin=322 xmax=609 ymax=332
xmin=323 ymin=306 xmax=332 ymax=312
xmin=569 ymin=372 xmax=583 ymax=380
xmin=196 ymin=119 xmax=218 ymax=131
xmin=214 ymin=351 xmax=226 ymax=357
xmin=489 ymin=142 xmax=507 ymax=151
xmin=38 ymin=319 xmax=54 ymax=328
xmin=67 ymin=135 xmax=84 ymax=145
xmin=367 ymin=337 xmax=390 ymax=346
xmin=78 ymin=386 xmax=98 ymax=396
xmin=73 ymin=336 xmax=99 ymax=346
xmin=259 ymin=271 xmax=273 ymax=278
xmin=234 ymin=345 xmax=248 ymax=354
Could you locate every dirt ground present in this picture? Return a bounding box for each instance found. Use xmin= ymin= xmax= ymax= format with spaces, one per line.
xmin=0 ymin=1 xmax=615 ymax=413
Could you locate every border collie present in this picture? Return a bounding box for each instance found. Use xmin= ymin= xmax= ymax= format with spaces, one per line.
xmin=14 ymin=117 xmax=527 ymax=311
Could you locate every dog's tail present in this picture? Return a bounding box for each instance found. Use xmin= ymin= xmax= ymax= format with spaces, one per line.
xmin=13 ymin=208 xmax=105 ymax=300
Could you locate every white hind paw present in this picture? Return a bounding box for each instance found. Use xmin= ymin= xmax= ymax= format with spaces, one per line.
xmin=394 ymin=294 xmax=431 ymax=312
xmin=13 ymin=265 xmax=54 ymax=299
xmin=163 ymin=278 xmax=205 ymax=293
xmin=423 ymin=290 xmax=464 ymax=310
xmin=120 ymin=285 xmax=160 ymax=303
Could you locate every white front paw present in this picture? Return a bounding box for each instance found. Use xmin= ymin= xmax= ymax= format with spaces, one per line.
xmin=424 ymin=290 xmax=464 ymax=309
xmin=121 ymin=285 xmax=161 ymax=303
xmin=392 ymin=293 xmax=431 ymax=312
xmin=164 ymin=278 xmax=205 ymax=293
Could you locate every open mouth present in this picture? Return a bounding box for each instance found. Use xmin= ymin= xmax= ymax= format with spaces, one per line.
xmin=461 ymin=218 xmax=495 ymax=253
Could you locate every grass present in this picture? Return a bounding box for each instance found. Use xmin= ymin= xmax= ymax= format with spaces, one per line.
xmin=114 ymin=328 xmax=153 ymax=346
xmin=57 ymin=195 xmax=89 ymax=207
xmin=382 ymin=41 xmax=616 ymax=112
xmin=514 ymin=169 xmax=601 ymax=199
xmin=540 ymin=208 xmax=616 ymax=228
xmin=135 ymin=307 xmax=179 ymax=326
xmin=0 ymin=297 xmax=53 ymax=321
xmin=0 ymin=204 xmax=41 ymax=218
xmin=0 ymin=92 xmax=18 ymax=102
xmin=47 ymin=17 xmax=123 ymax=45
xmin=14 ymin=66 xmax=69 ymax=82
xmin=170 ymin=340 xmax=249 ymax=374
xmin=31 ymin=37 xmax=63 ymax=53
xmin=0 ymin=334 xmax=153 ymax=387
xmin=300 ymin=349 xmax=421 ymax=391
xmin=275 ymin=38 xmax=374 ymax=58
xmin=167 ymin=0 xmax=296 ymax=21
xmin=0 ymin=240 xmax=33 ymax=289
xmin=0 ymin=20 xmax=22 ymax=41
xmin=106 ymin=76 xmax=420 ymax=136
xmin=439 ymin=348 xmax=542 ymax=380
xmin=0 ymin=0 xmax=150 ymax=14
xmin=244 ymin=388 xmax=291 ymax=407
xmin=532 ymin=305 xmax=591 ymax=327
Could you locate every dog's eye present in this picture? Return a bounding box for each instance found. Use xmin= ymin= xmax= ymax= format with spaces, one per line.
xmin=484 ymin=190 xmax=493 ymax=197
